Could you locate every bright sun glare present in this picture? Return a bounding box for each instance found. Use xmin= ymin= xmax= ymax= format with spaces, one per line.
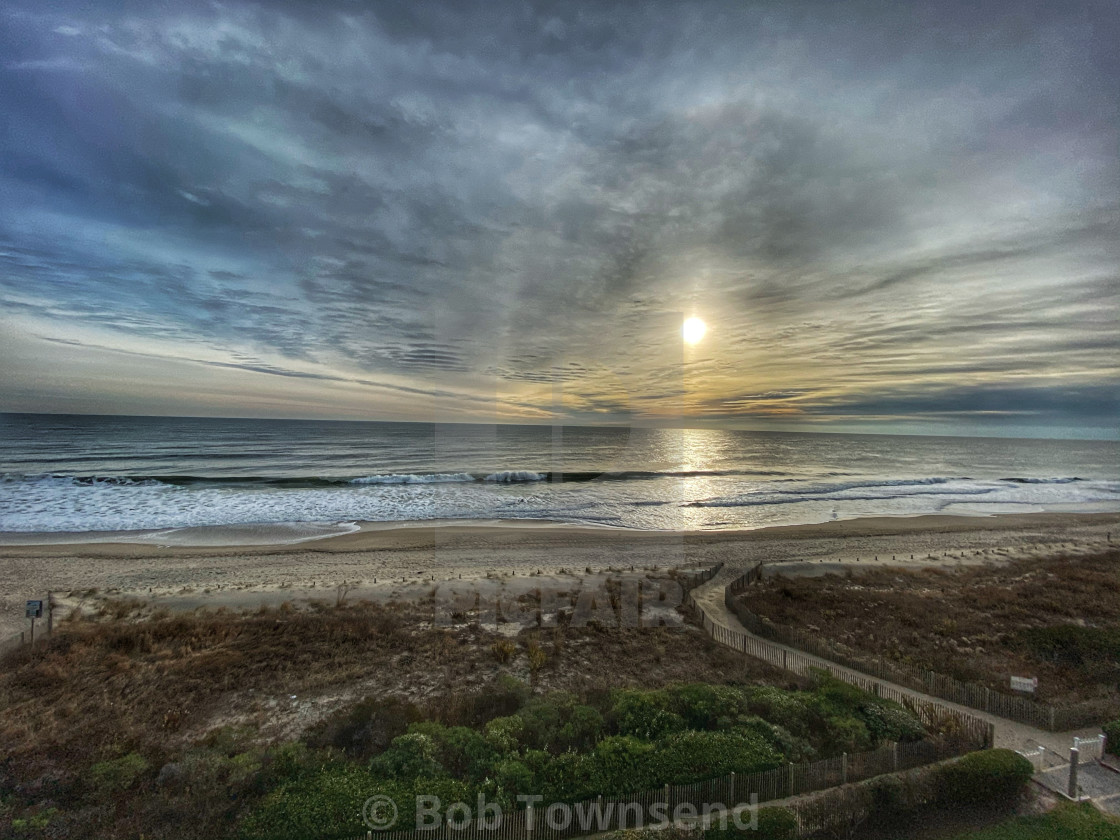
xmin=682 ymin=316 xmax=707 ymax=344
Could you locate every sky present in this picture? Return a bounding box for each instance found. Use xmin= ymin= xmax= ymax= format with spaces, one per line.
xmin=1 ymin=0 xmax=1117 ymax=438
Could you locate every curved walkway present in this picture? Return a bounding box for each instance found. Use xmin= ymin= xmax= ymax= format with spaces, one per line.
xmin=690 ymin=565 xmax=1102 ymax=758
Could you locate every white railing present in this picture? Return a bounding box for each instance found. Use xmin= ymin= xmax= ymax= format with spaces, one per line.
xmin=1074 ymin=734 xmax=1106 ymax=762
xmin=1017 ymin=747 xmax=1046 ymax=772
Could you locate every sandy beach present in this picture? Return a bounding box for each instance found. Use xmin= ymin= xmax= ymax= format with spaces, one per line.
xmin=1 ymin=511 xmax=1116 ymax=640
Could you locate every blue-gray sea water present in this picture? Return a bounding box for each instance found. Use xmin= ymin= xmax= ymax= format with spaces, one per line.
xmin=0 ymin=413 xmax=1117 ymax=534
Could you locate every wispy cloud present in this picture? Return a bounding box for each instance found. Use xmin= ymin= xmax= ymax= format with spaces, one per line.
xmin=0 ymin=0 xmax=1116 ymax=435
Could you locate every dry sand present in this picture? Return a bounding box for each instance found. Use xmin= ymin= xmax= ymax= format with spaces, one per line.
xmin=1 ymin=511 xmax=1117 ymax=640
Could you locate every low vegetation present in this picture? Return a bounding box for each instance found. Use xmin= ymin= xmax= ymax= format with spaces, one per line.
xmin=735 ymin=548 xmax=1120 ymax=707
xmin=1105 ymin=719 xmax=1120 ymax=757
xmin=242 ymin=673 xmax=926 ymax=839
xmin=938 ymin=750 xmax=1033 ymax=807
xmin=784 ymin=748 xmax=1033 ymax=839
xmin=2 ymin=591 xmax=916 ymax=839
xmin=945 ymin=801 xmax=1120 ymax=840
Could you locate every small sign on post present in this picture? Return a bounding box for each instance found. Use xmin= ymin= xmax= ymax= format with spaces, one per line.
xmin=26 ymin=599 xmax=44 ymax=648
xmin=1010 ymin=675 xmax=1038 ymax=693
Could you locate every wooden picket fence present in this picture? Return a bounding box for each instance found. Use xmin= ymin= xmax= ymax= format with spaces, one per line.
xmin=341 ymin=735 xmax=983 ymax=840
xmin=673 ymin=562 xmax=723 ymax=593
xmin=722 ymin=567 xmax=1106 ymax=732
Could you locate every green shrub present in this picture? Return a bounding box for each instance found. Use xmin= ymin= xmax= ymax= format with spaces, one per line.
xmin=755 ymin=806 xmax=798 ymax=840
xmin=742 ymin=686 xmax=812 ymax=737
xmin=368 ymin=732 xmax=444 ymax=779
xmin=516 ymin=692 xmax=605 ymax=752
xmin=822 ymin=715 xmax=872 ymax=754
xmin=482 ymin=757 xmax=535 ymax=806
xmin=655 ymin=730 xmax=782 ymax=784
xmin=705 ymin=806 xmax=796 ymax=840
xmin=534 ymin=749 xmax=594 ymax=803
xmin=730 ymin=716 xmax=806 ymax=759
xmin=485 ymin=715 xmax=525 ymax=753
xmin=259 ymin=741 xmax=319 ymax=787
xmin=239 ymin=767 xmax=468 ymax=840
xmin=939 ymin=749 xmax=1033 ymax=806
xmin=861 ymin=701 xmax=926 ymax=742
xmin=407 ymin=722 xmax=500 ymax=781
xmin=865 ymin=773 xmax=924 ymax=818
xmin=611 ymin=689 xmax=686 ymax=739
xmin=1104 ymin=720 xmax=1120 ymax=757
xmin=241 ymin=767 xmax=377 ymax=840
xmin=812 ymin=672 xmax=875 ymax=712
xmin=557 ymin=704 xmax=606 ymax=752
xmin=668 ymin=684 xmax=747 ymax=730
xmin=516 ymin=693 xmax=573 ymax=749
xmin=587 ymin=736 xmax=659 ymax=795
xmin=88 ymin=752 xmax=149 ymax=796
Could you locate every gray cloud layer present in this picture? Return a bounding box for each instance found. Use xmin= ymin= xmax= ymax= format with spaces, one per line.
xmin=1 ymin=0 xmax=1117 ymax=435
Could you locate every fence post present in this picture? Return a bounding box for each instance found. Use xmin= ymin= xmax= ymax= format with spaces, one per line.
xmin=1068 ymin=746 xmax=1080 ymax=799
xmin=892 ymin=742 xmax=899 ymax=772
xmin=841 ymin=753 xmax=848 ymax=785
xmin=1049 ymin=706 xmax=1056 ymax=731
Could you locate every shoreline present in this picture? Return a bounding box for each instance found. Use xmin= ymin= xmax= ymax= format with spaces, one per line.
xmin=1 ymin=506 xmax=1118 ymax=551
xmin=0 ymin=511 xmax=1116 ymax=641
xmin=0 ymin=517 xmax=624 ymax=549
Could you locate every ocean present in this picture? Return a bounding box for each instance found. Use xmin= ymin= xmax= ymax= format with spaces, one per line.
xmin=0 ymin=413 xmax=1117 ymax=537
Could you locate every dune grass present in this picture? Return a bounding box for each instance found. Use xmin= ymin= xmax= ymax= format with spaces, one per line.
xmin=736 ymin=548 xmax=1120 ymax=706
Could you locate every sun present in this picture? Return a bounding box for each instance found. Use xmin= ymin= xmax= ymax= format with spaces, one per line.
xmin=682 ymin=316 xmax=707 ymax=344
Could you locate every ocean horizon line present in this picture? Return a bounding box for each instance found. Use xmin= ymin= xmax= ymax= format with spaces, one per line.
xmin=2 ymin=410 xmax=1116 ymax=443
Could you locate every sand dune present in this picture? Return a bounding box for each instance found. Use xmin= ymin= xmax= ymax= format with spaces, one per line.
xmin=1 ymin=511 xmax=1116 ymax=640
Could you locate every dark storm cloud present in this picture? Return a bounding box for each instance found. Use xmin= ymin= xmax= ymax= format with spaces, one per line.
xmin=0 ymin=0 xmax=1117 ymax=432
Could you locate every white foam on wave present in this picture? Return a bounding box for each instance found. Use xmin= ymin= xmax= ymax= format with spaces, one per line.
xmin=0 ymin=470 xmax=1116 ymax=534
xmin=484 ymin=470 xmax=545 ymax=482
xmin=1 ymin=473 xmax=166 ymax=488
xmin=688 ymin=477 xmax=1120 ymax=510
xmin=350 ymin=473 xmax=475 ymax=485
